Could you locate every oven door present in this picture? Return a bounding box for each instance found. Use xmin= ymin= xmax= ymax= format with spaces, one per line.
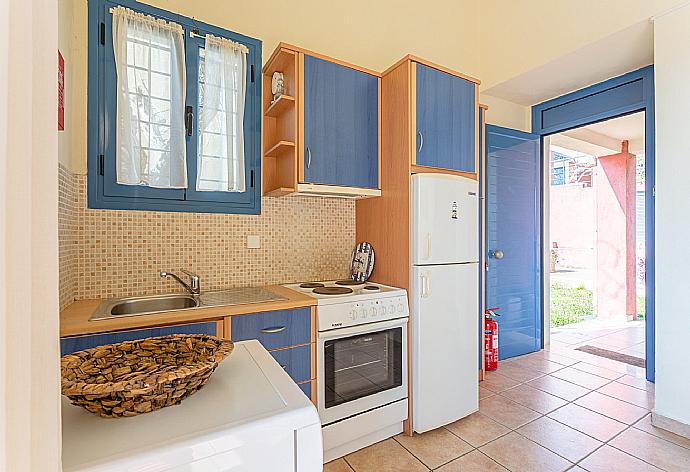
xmin=317 ymin=317 xmax=408 ymax=425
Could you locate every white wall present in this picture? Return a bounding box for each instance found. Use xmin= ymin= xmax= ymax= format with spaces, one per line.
xmin=653 ymin=3 xmax=690 ymax=429
xmin=0 ymin=0 xmax=61 ymax=469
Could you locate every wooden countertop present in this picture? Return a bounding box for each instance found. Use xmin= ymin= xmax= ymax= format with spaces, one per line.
xmin=60 ymin=285 xmax=316 ymax=337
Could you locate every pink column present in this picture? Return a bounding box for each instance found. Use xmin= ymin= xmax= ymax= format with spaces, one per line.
xmin=595 ymin=141 xmax=636 ymax=320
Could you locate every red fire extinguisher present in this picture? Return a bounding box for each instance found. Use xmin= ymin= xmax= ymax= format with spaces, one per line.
xmin=484 ymin=308 xmax=500 ymax=371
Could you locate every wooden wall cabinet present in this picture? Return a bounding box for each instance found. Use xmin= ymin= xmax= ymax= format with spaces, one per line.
xmin=263 ymin=44 xmax=382 ymax=199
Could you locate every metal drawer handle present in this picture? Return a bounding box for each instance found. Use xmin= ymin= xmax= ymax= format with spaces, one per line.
xmin=418 ymin=131 xmax=424 ymax=153
xmin=259 ymin=326 xmax=287 ymax=334
xmin=306 ymin=146 xmax=312 ymax=169
xmin=280 ymin=364 xmax=288 ymax=370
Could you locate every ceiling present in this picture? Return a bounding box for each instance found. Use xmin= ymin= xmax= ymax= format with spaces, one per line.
xmin=482 ymin=21 xmax=653 ymax=106
xmin=551 ymin=112 xmax=645 ymax=156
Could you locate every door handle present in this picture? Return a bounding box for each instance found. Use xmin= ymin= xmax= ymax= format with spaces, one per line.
xmin=423 ymin=233 xmax=432 ymax=260
xmin=418 ymin=131 xmax=424 ymax=153
xmin=490 ymin=249 xmax=504 ymax=260
xmin=259 ymin=326 xmax=287 ymax=334
xmin=306 ymin=146 xmax=312 ymax=169
xmin=420 ymin=272 xmax=431 ymax=298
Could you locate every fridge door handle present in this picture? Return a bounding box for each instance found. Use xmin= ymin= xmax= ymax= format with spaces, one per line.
xmin=420 ymin=272 xmax=431 ymax=298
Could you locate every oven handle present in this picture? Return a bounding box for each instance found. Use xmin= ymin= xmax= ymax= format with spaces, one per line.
xmin=317 ymin=317 xmax=408 ymax=341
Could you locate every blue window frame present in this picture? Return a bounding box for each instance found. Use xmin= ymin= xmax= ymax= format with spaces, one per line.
xmin=88 ymin=0 xmax=261 ymax=214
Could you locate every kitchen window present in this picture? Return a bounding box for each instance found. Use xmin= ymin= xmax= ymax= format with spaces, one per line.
xmin=88 ymin=0 xmax=261 ymax=214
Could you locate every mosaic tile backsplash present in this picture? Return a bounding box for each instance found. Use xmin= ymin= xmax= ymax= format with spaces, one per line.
xmin=58 ymin=164 xmax=355 ymax=308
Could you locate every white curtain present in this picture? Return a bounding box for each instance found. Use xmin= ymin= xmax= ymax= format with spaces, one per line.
xmin=112 ymin=6 xmax=187 ymax=188
xmin=197 ymin=34 xmax=248 ymax=192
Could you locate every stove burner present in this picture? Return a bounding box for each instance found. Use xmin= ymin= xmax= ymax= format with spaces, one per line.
xmin=300 ymin=282 xmax=325 ymax=289
xmin=335 ymin=280 xmax=365 ymax=286
xmin=362 ymin=285 xmax=380 ymax=291
xmin=313 ymin=287 xmax=354 ymax=295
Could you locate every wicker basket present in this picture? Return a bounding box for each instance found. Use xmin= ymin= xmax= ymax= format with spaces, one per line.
xmin=61 ymin=334 xmax=234 ymax=418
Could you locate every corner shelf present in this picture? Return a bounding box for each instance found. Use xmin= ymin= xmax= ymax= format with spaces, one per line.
xmin=265 ymin=95 xmax=295 ymax=117
xmin=264 ymin=140 xmax=296 ymax=158
xmin=264 ymin=187 xmax=296 ymax=197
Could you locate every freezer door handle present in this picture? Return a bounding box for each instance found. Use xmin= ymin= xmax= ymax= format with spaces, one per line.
xmin=423 ymin=233 xmax=432 ymax=260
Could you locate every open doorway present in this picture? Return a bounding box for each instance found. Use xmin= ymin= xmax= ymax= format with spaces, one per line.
xmin=547 ymin=111 xmax=647 ymax=366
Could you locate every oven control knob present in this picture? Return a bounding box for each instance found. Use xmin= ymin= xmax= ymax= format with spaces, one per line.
xmin=360 ymin=309 xmax=367 ymax=318
xmin=388 ymin=305 xmax=395 ymax=314
xmin=397 ymin=303 xmax=404 ymax=313
xmin=349 ymin=310 xmax=357 ymax=320
xmin=370 ymin=308 xmax=377 ymax=317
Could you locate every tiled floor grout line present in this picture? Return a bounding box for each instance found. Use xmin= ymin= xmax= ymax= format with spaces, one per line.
xmin=390 ymin=434 xmax=434 ymax=470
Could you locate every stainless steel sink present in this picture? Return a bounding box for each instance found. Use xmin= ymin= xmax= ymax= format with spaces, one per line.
xmin=91 ymin=294 xmax=200 ymax=320
xmin=89 ymin=287 xmax=287 ymax=321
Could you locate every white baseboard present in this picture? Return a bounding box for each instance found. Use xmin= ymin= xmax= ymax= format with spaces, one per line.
xmin=652 ymin=411 xmax=690 ymax=439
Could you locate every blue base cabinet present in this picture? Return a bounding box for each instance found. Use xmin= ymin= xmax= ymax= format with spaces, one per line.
xmin=60 ymin=322 xmax=219 ymax=356
xmin=231 ymin=307 xmax=315 ymax=402
xmin=413 ymin=62 xmax=478 ymax=174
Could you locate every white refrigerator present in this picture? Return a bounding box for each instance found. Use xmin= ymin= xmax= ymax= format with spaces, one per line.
xmin=411 ymin=173 xmax=479 ymax=433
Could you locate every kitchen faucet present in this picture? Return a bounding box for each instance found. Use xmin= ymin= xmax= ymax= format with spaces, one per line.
xmin=160 ymin=270 xmax=201 ymax=295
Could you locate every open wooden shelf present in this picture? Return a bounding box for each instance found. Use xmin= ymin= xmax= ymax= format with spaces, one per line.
xmin=264 ymin=140 xmax=296 ymax=158
xmin=265 ymin=95 xmax=295 ymax=117
xmin=264 ymin=187 xmax=296 ymax=197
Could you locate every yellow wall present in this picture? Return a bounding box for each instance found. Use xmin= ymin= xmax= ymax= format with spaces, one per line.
xmin=478 ymin=0 xmax=683 ymax=90
xmin=62 ymin=0 xmax=482 ymax=173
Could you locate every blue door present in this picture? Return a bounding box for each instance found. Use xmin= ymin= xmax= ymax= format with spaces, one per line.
xmin=303 ymin=55 xmax=378 ymax=189
xmin=485 ymin=125 xmax=541 ymax=359
xmin=416 ymin=64 xmax=476 ymax=173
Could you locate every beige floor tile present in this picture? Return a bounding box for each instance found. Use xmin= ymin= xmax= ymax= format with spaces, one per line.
xmin=539 ymin=350 xmax=580 ymax=366
xmin=597 ymin=382 xmax=654 ymax=409
xmin=499 ymin=383 xmax=568 ymax=414
xmin=616 ymin=374 xmax=654 ymax=391
xmin=344 ymin=439 xmax=427 ymax=472
xmin=445 ymin=411 xmax=511 ymax=447
xmin=395 ymin=427 xmax=472 ymax=469
xmin=609 ymin=427 xmax=690 ymax=472
xmin=514 ymin=356 xmax=568 ymax=374
xmin=570 ymin=361 xmax=625 ymax=380
xmin=527 ymin=375 xmax=590 ymax=401
xmin=324 ymin=458 xmax=354 ymax=472
xmin=579 ymin=445 xmax=663 ymax=472
xmin=574 ymin=391 xmax=648 ymax=424
xmin=547 ymin=403 xmax=627 ymax=442
xmin=479 ymin=395 xmax=542 ymax=429
xmin=516 ymin=416 xmax=602 ymax=463
xmin=480 ymin=432 xmax=572 ymax=472
xmin=634 ymin=413 xmax=690 ymax=450
xmin=550 ymin=367 xmax=612 ymax=390
xmin=496 ymin=363 xmax=545 ymax=383
xmin=482 ymin=371 xmax=521 ymax=393
xmin=435 ymin=450 xmax=509 ymax=472
xmin=479 ymin=385 xmax=495 ymax=400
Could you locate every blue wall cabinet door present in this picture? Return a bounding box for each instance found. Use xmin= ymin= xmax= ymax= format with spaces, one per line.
xmin=416 ymin=64 xmax=476 ymax=173
xmin=303 ymin=55 xmax=379 ymax=189
xmin=485 ymin=125 xmax=541 ymax=359
xmin=60 ymin=322 xmax=218 ymax=356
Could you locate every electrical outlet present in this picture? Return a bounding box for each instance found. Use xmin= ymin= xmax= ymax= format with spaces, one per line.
xmin=247 ymin=235 xmax=261 ymax=249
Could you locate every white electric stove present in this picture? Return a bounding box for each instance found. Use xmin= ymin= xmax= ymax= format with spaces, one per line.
xmin=282 ymin=280 xmax=410 ymax=462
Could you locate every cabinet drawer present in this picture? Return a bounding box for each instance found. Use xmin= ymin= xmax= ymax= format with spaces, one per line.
xmin=231 ymin=308 xmax=311 ymax=350
xmin=60 ymin=322 xmax=219 ymax=356
xmin=298 ymin=381 xmax=313 ymax=400
xmin=270 ymin=345 xmax=311 ymax=383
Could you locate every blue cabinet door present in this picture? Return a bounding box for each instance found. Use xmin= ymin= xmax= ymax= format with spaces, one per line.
xmin=416 ymin=64 xmax=476 ymax=173
xmin=303 ymin=55 xmax=378 ymax=189
xmin=60 ymin=322 xmax=218 ymax=356
xmin=485 ymin=125 xmax=541 ymax=359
